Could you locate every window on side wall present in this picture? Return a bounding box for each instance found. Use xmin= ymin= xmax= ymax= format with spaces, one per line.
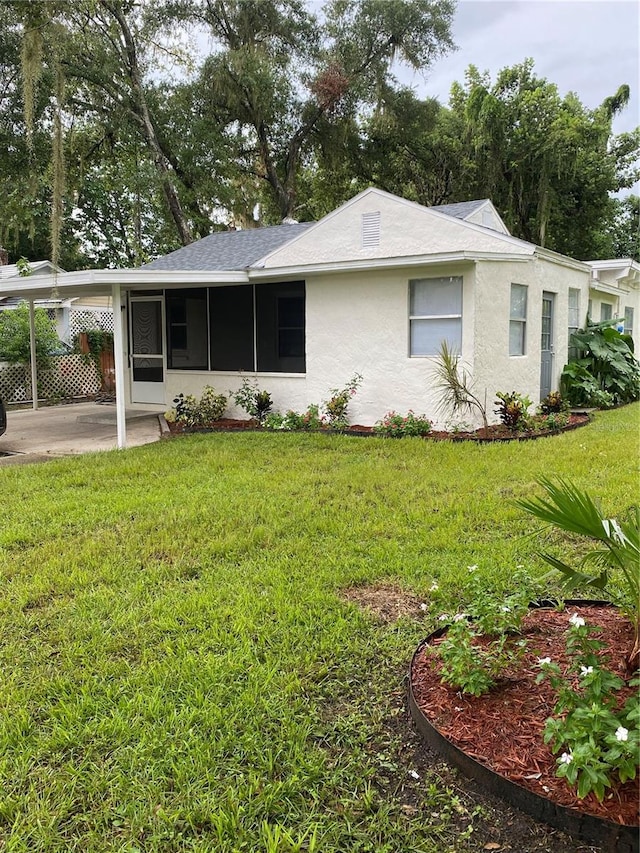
xmin=568 ymin=288 xmax=581 ymax=360
xmin=509 ymin=283 xmax=527 ymax=356
xmin=409 ymin=276 xmax=462 ymax=357
xmin=166 ymin=289 xmax=208 ymax=369
xmin=600 ymin=303 xmax=613 ymax=322
xmin=624 ymin=307 xmax=634 ymax=337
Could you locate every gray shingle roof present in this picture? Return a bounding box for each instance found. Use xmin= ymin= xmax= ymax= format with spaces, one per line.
xmin=143 ymin=222 xmax=314 ymax=271
xmin=430 ymin=200 xmax=488 ymax=219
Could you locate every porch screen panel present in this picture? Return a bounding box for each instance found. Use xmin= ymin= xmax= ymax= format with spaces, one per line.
xmin=209 ymin=285 xmax=254 ymax=371
xmin=166 ymin=289 xmax=208 ymax=369
xmin=256 ymin=282 xmax=305 ymax=373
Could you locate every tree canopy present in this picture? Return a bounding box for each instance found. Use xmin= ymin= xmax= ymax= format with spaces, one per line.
xmin=4 ymin=3 xmax=639 ymax=267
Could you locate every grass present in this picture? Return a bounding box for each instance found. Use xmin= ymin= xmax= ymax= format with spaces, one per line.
xmin=0 ymin=404 xmax=638 ymax=852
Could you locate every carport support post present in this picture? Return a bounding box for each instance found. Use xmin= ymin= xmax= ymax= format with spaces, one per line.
xmin=112 ymin=283 xmax=127 ymax=449
xmin=28 ymin=300 xmax=38 ymax=410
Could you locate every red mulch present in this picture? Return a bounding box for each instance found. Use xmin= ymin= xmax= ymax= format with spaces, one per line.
xmin=411 ymin=606 xmax=639 ymax=827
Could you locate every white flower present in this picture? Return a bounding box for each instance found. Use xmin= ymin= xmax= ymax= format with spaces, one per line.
xmin=501 ymin=606 xmax=511 ymax=613
xmin=420 ymin=603 xmax=428 ymax=611
xmin=467 ymin=565 xmax=478 ymax=572
xmin=438 ymin=614 xmax=449 ymax=622
xmin=429 ymin=582 xmax=439 ymax=592
xmin=537 ymin=657 xmax=552 ymax=666
xmin=580 ymin=666 xmax=594 ymax=677
xmin=569 ymin=613 xmax=585 ymax=628
xmin=453 ymin=613 xmax=467 ymax=622
xmin=408 ymin=769 xmax=420 ymax=780
xmin=559 ymin=752 xmax=573 ymax=765
xmin=615 ymin=727 xmax=629 ymax=742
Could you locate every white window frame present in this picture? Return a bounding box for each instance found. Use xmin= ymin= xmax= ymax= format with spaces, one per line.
xmin=568 ymin=288 xmax=581 ymax=359
xmin=409 ymin=276 xmax=462 ymax=357
xmin=509 ymin=283 xmax=527 ymax=356
xmin=624 ymin=307 xmax=634 ymax=337
xmin=600 ymin=302 xmax=613 ymax=323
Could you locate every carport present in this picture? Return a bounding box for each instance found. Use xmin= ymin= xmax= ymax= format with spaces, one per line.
xmin=0 ymin=270 xmax=174 ymax=449
xmin=0 ymin=402 xmax=164 ymax=463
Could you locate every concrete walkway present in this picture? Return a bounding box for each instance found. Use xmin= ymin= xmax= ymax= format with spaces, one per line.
xmin=0 ymin=402 xmax=165 ymax=465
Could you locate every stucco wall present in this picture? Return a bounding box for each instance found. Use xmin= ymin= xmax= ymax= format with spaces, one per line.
xmin=473 ymin=257 xmax=590 ymax=406
xmin=261 ymin=192 xmax=532 ymax=269
xmin=147 ymin=255 xmax=594 ymax=428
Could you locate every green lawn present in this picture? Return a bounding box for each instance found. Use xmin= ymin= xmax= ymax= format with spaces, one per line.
xmin=0 ymin=405 xmax=637 ymax=852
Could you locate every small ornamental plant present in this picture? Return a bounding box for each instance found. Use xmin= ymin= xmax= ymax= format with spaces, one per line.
xmin=429 ymin=569 xmax=532 ymax=697
xmin=231 ymin=378 xmax=273 ymax=423
xmin=166 ymin=386 xmax=227 ymax=428
xmin=536 ymin=614 xmax=639 ymax=801
xmin=539 ymin=391 xmax=568 ymax=415
xmin=494 ymin=390 xmax=532 ymax=431
xmin=373 ymin=410 xmax=432 ymax=438
xmin=264 ymin=405 xmax=326 ymax=431
xmin=322 ymin=373 xmax=362 ymax=430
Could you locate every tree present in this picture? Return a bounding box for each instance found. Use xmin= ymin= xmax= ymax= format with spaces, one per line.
xmin=0 ymin=303 xmax=61 ymax=369
xmin=129 ymin=0 xmax=456 ymax=222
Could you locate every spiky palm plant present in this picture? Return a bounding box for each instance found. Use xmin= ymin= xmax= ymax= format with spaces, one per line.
xmin=433 ymin=342 xmax=489 ymax=437
xmin=517 ymin=478 xmax=639 ymax=672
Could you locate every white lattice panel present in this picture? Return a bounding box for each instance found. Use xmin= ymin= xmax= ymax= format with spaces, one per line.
xmin=0 ymin=355 xmax=100 ymax=403
xmin=68 ymin=308 xmax=114 ymax=338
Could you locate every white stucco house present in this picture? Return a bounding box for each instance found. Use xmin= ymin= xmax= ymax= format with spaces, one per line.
xmin=1 ymin=188 xmax=638 ymax=446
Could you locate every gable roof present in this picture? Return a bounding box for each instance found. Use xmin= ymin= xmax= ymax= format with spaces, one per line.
xmin=256 ymin=187 xmax=536 ymax=271
xmin=430 ymin=200 xmax=488 ymax=219
xmin=0 ymin=260 xmax=61 ymax=279
xmin=143 ymin=222 xmax=314 ymax=271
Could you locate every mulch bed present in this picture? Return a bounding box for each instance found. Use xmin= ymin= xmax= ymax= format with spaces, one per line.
xmin=410 ymin=605 xmax=639 ymax=827
xmin=167 ymin=413 xmax=591 ymax=441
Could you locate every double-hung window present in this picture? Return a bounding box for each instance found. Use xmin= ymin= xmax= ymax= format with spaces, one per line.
xmin=509 ymin=283 xmax=527 ymax=356
xmin=568 ymin=288 xmax=580 ymax=360
xmin=600 ymin=303 xmax=613 ymax=322
xmin=624 ymin=307 xmax=634 ymax=337
xmin=409 ymin=276 xmax=462 ymax=356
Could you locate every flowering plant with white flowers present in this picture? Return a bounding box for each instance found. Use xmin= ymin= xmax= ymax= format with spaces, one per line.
xmin=536 ymin=615 xmax=639 ymax=800
xmin=429 ymin=568 xmax=535 ymax=697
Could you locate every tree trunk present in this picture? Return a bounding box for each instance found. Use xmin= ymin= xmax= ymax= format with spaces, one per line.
xmin=103 ymin=1 xmax=193 ymax=246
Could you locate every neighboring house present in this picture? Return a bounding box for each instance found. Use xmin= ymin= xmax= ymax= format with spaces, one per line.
xmin=1 ymin=189 xmax=638 ymax=432
xmin=585 ymin=259 xmax=640 ymax=347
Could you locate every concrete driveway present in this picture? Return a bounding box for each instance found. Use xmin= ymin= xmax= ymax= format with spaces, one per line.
xmin=0 ymin=402 xmax=165 ymax=465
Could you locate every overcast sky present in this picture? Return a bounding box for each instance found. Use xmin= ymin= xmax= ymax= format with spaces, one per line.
xmin=405 ymin=0 xmax=639 ymax=136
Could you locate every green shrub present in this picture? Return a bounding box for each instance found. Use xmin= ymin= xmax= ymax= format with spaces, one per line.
xmin=264 ymin=405 xmax=326 ymax=431
xmin=373 ymin=410 xmax=432 ymax=437
xmin=494 ymin=391 xmax=532 ymax=431
xmin=0 ymin=302 xmax=60 ymax=369
xmin=562 ymin=321 xmax=640 ymax=407
xmin=231 ymin=378 xmax=273 ymax=423
xmin=539 ymin=391 xmax=568 ymax=415
xmin=169 ymin=386 xmax=227 ymax=427
xmin=323 ymin=374 xmax=362 ymax=430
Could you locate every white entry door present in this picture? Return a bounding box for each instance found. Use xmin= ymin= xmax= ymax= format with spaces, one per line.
xmin=129 ymin=296 xmax=165 ymax=404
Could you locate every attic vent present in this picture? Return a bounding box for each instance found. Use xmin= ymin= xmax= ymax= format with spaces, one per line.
xmin=361 ymin=211 xmax=381 ymax=248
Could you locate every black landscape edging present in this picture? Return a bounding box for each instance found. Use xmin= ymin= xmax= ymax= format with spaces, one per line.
xmin=408 ymin=600 xmax=638 ymax=853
